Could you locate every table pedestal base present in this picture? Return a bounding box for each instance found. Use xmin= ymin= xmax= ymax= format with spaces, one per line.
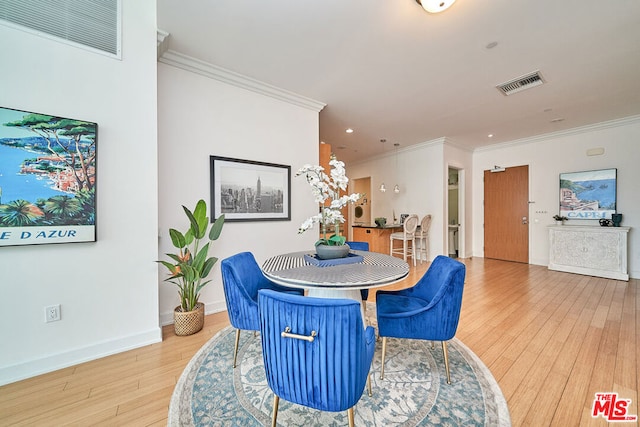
xmin=307 ymin=288 xmax=365 ymax=321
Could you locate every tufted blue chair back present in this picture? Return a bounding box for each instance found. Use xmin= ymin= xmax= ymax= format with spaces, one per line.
xmin=258 ymin=289 xmax=375 ymax=416
xmin=345 ymin=241 xmax=370 ymax=302
xmin=377 ymin=255 xmax=465 ymax=341
xmin=221 ymin=252 xmax=303 ymax=331
xmin=345 ymin=241 xmax=369 ymax=251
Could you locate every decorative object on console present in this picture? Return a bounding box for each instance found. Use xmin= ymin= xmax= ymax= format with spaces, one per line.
xmin=599 ymin=219 xmax=612 ymax=227
xmin=553 ymin=214 xmax=568 ymax=225
xmin=375 ymin=217 xmax=387 ymax=228
xmin=612 ymin=213 xmax=623 ymax=227
xmin=158 ymin=199 xmax=225 ymax=335
xmin=296 ymin=154 xmax=361 ymax=259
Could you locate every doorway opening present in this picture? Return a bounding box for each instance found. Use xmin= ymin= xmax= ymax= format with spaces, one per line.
xmin=352 ymin=177 xmax=371 ymax=227
xmin=447 ymin=167 xmax=463 ymax=258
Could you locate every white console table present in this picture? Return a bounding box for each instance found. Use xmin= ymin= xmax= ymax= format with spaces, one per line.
xmin=548 ymin=225 xmax=630 ymax=281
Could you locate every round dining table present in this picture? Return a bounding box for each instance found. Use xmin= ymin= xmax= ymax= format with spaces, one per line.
xmin=261 ymin=250 xmax=410 ymax=311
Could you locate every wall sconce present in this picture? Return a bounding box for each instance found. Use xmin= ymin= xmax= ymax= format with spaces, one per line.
xmin=416 ymin=0 xmax=457 ymax=13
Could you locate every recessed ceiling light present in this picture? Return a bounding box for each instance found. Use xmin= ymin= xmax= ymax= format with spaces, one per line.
xmin=488 ymin=134 xmax=494 ymax=138
xmin=345 ymin=128 xmax=354 ymax=133
xmin=550 ymin=118 xmax=565 ymax=123
xmin=486 ymin=41 xmax=498 ymax=49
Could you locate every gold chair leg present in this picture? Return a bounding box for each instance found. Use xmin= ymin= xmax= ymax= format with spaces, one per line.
xmin=380 ymin=337 xmax=387 ymax=379
xmin=442 ymin=341 xmax=451 ymax=385
xmin=367 ymin=372 xmax=373 ymax=397
xmin=271 ymin=394 xmax=279 ymax=427
xmin=347 ymin=407 xmax=355 ymax=427
xmin=233 ymin=329 xmax=241 ymax=368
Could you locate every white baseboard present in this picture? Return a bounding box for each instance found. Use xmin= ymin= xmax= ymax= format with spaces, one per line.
xmin=0 ymin=327 xmax=162 ymax=386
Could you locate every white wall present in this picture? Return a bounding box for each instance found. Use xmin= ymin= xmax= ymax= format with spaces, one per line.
xmin=472 ymin=117 xmax=640 ymax=278
xmin=157 ymin=62 xmax=320 ymax=323
xmin=0 ymin=1 xmax=160 ymax=385
xmin=347 ymin=140 xmax=448 ymax=260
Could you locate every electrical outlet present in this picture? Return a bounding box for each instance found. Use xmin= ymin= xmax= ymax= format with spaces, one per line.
xmin=45 ymin=304 xmax=61 ymax=323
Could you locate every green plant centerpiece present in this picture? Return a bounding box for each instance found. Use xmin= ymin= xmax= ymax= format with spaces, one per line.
xmin=158 ymin=199 xmax=224 ymax=335
xmin=297 ymin=155 xmax=361 ymax=259
xmin=374 ymin=217 xmax=387 ymax=228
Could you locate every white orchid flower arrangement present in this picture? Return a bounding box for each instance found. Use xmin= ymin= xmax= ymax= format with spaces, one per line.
xmin=296 ymin=155 xmax=361 ymax=246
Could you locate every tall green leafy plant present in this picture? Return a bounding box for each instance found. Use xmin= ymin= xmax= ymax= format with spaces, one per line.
xmin=158 ymin=200 xmax=225 ymax=312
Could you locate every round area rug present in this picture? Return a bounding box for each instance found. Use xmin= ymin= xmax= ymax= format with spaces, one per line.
xmin=169 ymin=312 xmax=510 ymax=426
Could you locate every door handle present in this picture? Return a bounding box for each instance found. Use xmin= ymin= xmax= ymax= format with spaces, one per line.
xmin=522 ymin=216 xmax=528 ymax=225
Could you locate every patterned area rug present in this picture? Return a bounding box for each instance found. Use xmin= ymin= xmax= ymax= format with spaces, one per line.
xmin=169 ymin=308 xmax=511 ymax=426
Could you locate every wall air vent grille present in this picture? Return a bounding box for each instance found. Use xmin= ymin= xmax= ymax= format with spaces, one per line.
xmin=496 ymin=71 xmax=545 ymax=96
xmin=0 ymin=0 xmax=120 ymax=57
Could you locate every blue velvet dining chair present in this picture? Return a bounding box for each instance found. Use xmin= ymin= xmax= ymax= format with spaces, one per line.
xmin=376 ymin=255 xmax=466 ymax=384
xmin=258 ymin=289 xmax=375 ymax=427
xmin=220 ymin=252 xmax=303 ymax=368
xmin=345 ymin=240 xmax=370 ymax=304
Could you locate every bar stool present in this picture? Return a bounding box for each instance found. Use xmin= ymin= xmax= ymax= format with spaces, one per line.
xmin=415 ymin=214 xmax=432 ymax=263
xmin=390 ymin=214 xmax=418 ymax=266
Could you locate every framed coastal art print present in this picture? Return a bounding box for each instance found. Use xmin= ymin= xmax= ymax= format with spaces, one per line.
xmin=0 ymin=106 xmax=97 ymax=246
xmin=210 ymin=156 xmax=290 ymax=222
xmin=559 ymin=168 xmax=616 ymax=220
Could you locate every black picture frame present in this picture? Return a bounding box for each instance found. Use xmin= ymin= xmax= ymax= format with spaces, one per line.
xmin=0 ymin=106 xmax=97 ymax=247
xmin=210 ymin=156 xmax=291 ymax=222
xmin=559 ymin=168 xmax=617 ymax=220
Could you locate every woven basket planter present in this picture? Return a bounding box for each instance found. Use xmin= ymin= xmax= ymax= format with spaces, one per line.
xmin=174 ymin=302 xmax=205 ymax=336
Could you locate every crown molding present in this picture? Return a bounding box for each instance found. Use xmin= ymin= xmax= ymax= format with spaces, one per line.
xmin=475 ymin=115 xmax=640 ymax=153
xmin=158 ymin=48 xmax=326 ymax=112
xmin=157 ymin=29 xmax=170 ymax=59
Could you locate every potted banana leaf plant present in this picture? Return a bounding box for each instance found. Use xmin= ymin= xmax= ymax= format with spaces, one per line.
xmin=158 ymin=199 xmax=225 ymax=335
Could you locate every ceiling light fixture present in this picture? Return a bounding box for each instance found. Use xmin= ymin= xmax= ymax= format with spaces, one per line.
xmin=380 ymin=139 xmax=387 ymax=192
xmin=393 ymin=143 xmax=400 ymax=193
xmin=415 ymin=0 xmax=456 ymax=13
xmin=345 ymin=128 xmax=354 ymax=133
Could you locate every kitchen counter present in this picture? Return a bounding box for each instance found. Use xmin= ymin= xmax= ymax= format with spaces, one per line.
xmin=352 ymin=223 xmax=403 ymax=229
xmin=352 ymin=224 xmax=402 ymax=254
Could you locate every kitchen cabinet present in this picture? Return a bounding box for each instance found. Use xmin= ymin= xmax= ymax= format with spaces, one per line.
xmin=352 ymin=225 xmax=402 ymax=254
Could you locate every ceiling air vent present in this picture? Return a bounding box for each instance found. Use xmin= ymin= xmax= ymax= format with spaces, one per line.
xmin=496 ymin=71 xmax=545 ymax=96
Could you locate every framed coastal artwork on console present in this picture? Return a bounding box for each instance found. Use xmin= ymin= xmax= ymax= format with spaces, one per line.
xmin=0 ymin=106 xmax=97 ymax=247
xmin=210 ymin=155 xmax=290 ymax=222
xmin=559 ymin=168 xmax=616 ymax=220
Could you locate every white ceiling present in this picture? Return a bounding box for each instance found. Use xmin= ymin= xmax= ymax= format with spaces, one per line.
xmin=157 ymin=0 xmax=640 ymax=163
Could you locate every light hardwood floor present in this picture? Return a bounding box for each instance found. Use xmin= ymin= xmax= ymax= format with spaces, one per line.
xmin=1 ymin=257 xmax=637 ymax=426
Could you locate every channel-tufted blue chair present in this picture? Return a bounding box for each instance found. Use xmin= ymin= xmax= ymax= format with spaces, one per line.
xmin=221 ymin=252 xmax=303 ymax=368
xmin=345 ymin=241 xmax=370 ymax=304
xmin=258 ymin=289 xmax=375 ymax=427
xmin=376 ymin=255 xmax=466 ymax=384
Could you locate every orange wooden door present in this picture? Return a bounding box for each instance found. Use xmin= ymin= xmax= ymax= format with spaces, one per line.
xmin=484 ymin=165 xmax=529 ymax=263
